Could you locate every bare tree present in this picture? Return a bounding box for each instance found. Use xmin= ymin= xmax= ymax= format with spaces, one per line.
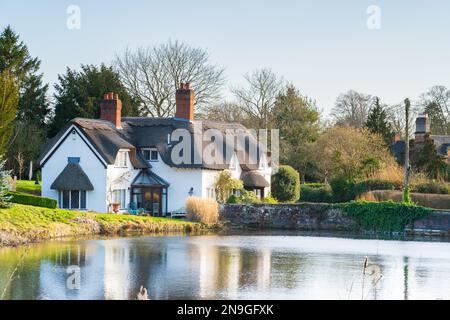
xmin=420 ymin=85 xmax=450 ymax=134
xmin=114 ymin=41 xmax=225 ymax=117
xmin=331 ymin=90 xmax=373 ymax=128
xmin=15 ymin=152 xmax=24 ymax=180
xmin=231 ymin=69 xmax=284 ymax=129
xmin=200 ymin=102 xmax=248 ymax=124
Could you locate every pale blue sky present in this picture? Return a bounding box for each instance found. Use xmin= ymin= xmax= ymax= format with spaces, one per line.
xmin=2 ymin=0 xmax=450 ymax=116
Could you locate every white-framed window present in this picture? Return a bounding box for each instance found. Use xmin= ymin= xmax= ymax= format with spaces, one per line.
xmin=259 ymin=153 xmax=267 ymax=169
xmin=229 ymin=154 xmax=237 ymax=170
xmin=59 ymin=190 xmax=87 ymax=210
xmin=141 ymin=148 xmax=158 ymax=162
xmin=206 ymin=188 xmax=216 ymax=199
xmin=112 ymin=189 xmax=127 ymax=209
xmin=115 ymin=150 xmax=128 ymax=167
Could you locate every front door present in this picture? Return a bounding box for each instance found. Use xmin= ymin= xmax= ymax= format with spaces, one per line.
xmin=142 ymin=188 xmax=162 ymax=216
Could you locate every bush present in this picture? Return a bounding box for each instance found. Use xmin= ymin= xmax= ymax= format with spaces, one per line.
xmin=338 ymin=201 xmax=431 ymax=232
xmin=226 ymin=194 xmax=241 ymax=204
xmin=7 ymin=191 xmax=57 ymax=209
xmin=413 ymin=181 xmax=450 ymax=195
xmin=300 ymin=183 xmax=333 ymax=203
xmin=227 ymin=189 xmax=260 ymax=204
xmin=353 ymin=179 xmax=402 ymax=197
xmin=186 ymin=197 xmax=219 ymax=224
xmin=330 ymin=177 xmax=355 ymax=203
xmin=262 ymin=194 xmax=278 ymax=204
xmin=271 ymin=165 xmax=300 ymax=202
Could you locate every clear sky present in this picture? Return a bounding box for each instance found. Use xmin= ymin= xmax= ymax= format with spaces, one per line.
xmin=2 ymin=0 xmax=450 ymax=116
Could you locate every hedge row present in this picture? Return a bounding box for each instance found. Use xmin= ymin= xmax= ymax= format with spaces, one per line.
xmin=7 ymin=191 xmax=57 ymax=209
xmin=300 ymin=179 xmax=450 ymax=204
xmin=300 ymin=183 xmax=333 ymax=203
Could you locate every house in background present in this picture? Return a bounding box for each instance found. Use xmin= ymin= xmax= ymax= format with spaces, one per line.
xmin=392 ymin=114 xmax=450 ymax=162
xmin=39 ymin=84 xmax=271 ymax=215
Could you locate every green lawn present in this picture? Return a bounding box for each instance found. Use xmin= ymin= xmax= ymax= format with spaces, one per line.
xmin=15 ymin=180 xmax=41 ymax=195
xmin=0 ymin=204 xmax=202 ymax=247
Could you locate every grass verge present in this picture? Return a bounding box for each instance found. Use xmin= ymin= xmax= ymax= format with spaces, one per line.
xmin=0 ymin=204 xmax=203 ymax=247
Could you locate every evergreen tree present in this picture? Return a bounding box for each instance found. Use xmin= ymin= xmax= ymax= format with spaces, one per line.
xmin=49 ymin=64 xmax=139 ymax=137
xmin=0 ymin=26 xmax=49 ymax=176
xmin=272 ymin=85 xmax=320 ymax=180
xmin=411 ymin=133 xmax=448 ymax=180
xmin=0 ymin=71 xmax=19 ymax=154
xmin=365 ymin=97 xmax=394 ymax=146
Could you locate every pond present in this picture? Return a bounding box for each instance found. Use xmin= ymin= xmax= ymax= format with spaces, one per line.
xmin=1 ymin=232 xmax=450 ymax=300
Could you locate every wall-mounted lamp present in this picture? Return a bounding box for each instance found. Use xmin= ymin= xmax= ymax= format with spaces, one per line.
xmin=188 ymin=187 xmax=194 ymax=197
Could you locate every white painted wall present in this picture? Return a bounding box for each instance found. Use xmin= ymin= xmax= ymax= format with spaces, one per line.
xmin=41 ymin=126 xmax=108 ymax=213
xmin=106 ymin=150 xmax=140 ymax=213
xmin=148 ymin=157 xmax=203 ymax=212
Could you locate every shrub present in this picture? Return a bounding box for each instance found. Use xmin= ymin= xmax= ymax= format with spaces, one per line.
xmin=338 ymin=201 xmax=431 ymax=232
xmin=330 ymin=177 xmax=355 ymax=203
xmin=0 ymin=158 xmax=11 ymax=208
xmin=214 ymin=170 xmax=243 ymax=203
xmin=353 ymin=179 xmax=401 ymax=197
xmin=262 ymin=194 xmax=278 ymax=204
xmin=226 ymin=194 xmax=241 ymax=204
xmin=7 ymin=191 xmax=57 ymax=209
xmin=413 ymin=181 xmax=450 ymax=194
xmin=186 ymin=197 xmax=219 ymax=224
xmin=271 ymin=165 xmax=300 ymax=202
xmin=300 ymin=183 xmax=333 ymax=203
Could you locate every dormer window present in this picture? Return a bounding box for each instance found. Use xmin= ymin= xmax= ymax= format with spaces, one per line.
xmin=115 ymin=150 xmax=128 ymax=167
xmin=142 ymin=148 xmax=158 ymax=162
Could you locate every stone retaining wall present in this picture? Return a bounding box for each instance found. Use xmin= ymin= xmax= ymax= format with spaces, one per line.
xmin=219 ymin=203 xmax=450 ymax=236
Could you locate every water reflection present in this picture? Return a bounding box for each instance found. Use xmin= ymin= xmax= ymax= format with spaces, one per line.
xmin=1 ymin=234 xmax=450 ymax=300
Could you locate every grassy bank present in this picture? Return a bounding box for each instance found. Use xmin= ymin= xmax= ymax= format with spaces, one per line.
xmin=15 ymin=180 xmax=41 ymax=195
xmin=0 ymin=204 xmax=203 ymax=247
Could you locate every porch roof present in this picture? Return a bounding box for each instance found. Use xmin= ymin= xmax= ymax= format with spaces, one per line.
xmin=131 ymin=169 xmax=170 ymax=187
xmin=240 ymin=171 xmax=270 ymax=188
xmin=50 ymin=163 xmax=94 ymax=191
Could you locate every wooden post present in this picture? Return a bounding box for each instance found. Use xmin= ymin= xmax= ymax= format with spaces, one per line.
xmin=403 ymin=98 xmax=411 ymax=203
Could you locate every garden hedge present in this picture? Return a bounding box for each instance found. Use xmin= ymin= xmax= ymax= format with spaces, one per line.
xmin=7 ymin=191 xmax=57 ymax=209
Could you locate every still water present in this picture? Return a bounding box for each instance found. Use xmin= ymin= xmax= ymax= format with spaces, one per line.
xmin=1 ymin=233 xmax=450 ymax=300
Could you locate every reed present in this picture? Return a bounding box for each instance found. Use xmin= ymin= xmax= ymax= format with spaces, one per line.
xmin=186 ymin=197 xmax=219 ymax=224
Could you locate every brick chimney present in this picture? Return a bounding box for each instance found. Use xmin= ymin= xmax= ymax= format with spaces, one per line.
xmin=415 ymin=114 xmax=430 ymax=143
xmin=100 ymin=92 xmax=122 ymax=128
xmin=175 ymin=83 xmax=195 ymax=121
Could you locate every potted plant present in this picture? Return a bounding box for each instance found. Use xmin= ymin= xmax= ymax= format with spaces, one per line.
xmin=111 ymin=203 xmax=120 ymax=213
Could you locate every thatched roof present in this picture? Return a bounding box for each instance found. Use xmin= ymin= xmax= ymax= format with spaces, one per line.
xmin=41 ymin=117 xmax=265 ymax=171
xmin=50 ymin=163 xmax=94 ymax=190
xmin=240 ymin=171 xmax=270 ymax=188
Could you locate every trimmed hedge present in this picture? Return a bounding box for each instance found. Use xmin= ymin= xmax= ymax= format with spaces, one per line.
xmin=271 ymin=165 xmax=300 ymax=202
xmin=300 ymin=183 xmax=333 ymax=203
xmin=7 ymin=191 xmax=57 ymax=209
xmin=353 ymin=179 xmax=402 ymax=197
xmin=330 ymin=177 xmax=355 ymax=203
xmin=338 ymin=201 xmax=431 ymax=232
xmin=413 ymin=182 xmax=450 ymax=195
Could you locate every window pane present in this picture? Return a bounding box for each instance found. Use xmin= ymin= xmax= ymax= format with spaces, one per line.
xmin=71 ymin=190 xmax=80 ymax=209
xmin=62 ymin=191 xmax=70 ymax=209
xmin=80 ymin=191 xmax=87 ymax=209
xmin=121 ymin=190 xmax=126 ymax=209
xmin=142 ymin=150 xmax=150 ymax=161
xmin=150 ymin=150 xmax=158 ymax=161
